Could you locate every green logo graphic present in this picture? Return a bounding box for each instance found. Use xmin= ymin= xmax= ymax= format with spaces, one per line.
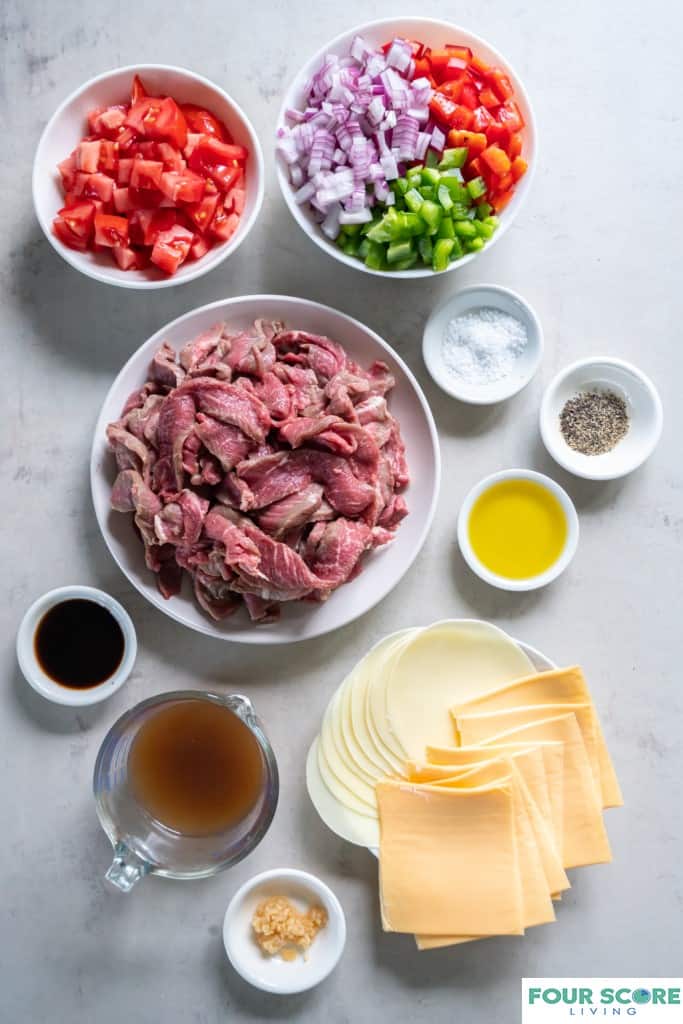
xmin=632 ymin=989 xmax=652 ymax=1004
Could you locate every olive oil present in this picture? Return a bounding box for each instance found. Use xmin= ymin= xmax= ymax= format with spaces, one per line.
xmin=468 ymin=478 xmax=567 ymax=579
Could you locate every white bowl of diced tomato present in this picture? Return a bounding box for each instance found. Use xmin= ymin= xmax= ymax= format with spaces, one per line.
xmin=33 ymin=65 xmax=264 ymax=288
xmin=276 ymin=19 xmax=536 ymax=277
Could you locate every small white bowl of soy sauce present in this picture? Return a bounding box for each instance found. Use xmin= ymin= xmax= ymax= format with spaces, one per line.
xmin=16 ymin=585 xmax=137 ymax=706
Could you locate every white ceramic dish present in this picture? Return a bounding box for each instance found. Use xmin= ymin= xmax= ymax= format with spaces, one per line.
xmin=422 ymin=284 xmax=543 ymax=403
xmin=33 ymin=64 xmax=264 ymax=289
xmin=457 ymin=468 xmax=579 ymax=591
xmin=90 ymin=295 xmax=440 ymax=644
xmin=366 ymin=629 xmax=556 ymax=857
xmin=16 ymin=585 xmax=137 ymax=706
xmin=540 ymin=357 xmax=663 ymax=481
xmin=276 ymin=18 xmax=537 ymax=279
xmin=223 ymin=868 xmax=346 ymax=994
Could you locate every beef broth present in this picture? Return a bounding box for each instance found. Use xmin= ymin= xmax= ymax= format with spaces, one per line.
xmin=128 ymin=699 xmax=265 ymax=835
xmin=35 ymin=599 xmax=125 ymax=689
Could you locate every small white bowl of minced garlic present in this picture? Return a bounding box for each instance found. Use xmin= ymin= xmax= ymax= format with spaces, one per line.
xmin=540 ymin=357 xmax=663 ymax=481
xmin=223 ymin=869 xmax=346 ymax=994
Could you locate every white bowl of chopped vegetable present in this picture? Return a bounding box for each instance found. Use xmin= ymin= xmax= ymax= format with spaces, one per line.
xmin=540 ymin=357 xmax=663 ymax=480
xmin=422 ymin=284 xmax=544 ymax=403
xmin=276 ymin=18 xmax=536 ymax=277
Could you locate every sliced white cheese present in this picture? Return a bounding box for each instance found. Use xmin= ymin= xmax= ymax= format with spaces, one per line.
xmin=306 ymin=738 xmax=379 ymax=848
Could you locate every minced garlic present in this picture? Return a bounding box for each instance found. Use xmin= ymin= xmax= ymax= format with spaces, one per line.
xmin=251 ymin=895 xmax=328 ymax=960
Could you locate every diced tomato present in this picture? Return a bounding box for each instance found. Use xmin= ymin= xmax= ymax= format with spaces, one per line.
xmin=88 ymin=105 xmax=127 ymax=139
xmin=117 ymin=158 xmax=133 ymax=184
xmin=478 ymin=87 xmax=499 ymax=110
xmin=94 ymin=212 xmax=129 ymax=248
xmin=73 ymin=171 xmax=115 ymax=203
xmin=113 ymin=187 xmax=132 ymax=214
xmin=210 ymin=208 xmax=239 ymax=242
xmin=76 ymin=140 xmax=102 ymax=173
xmin=150 ymin=225 xmax=194 ymax=274
xmin=98 ymin=141 xmax=118 ymax=173
xmin=459 ymin=82 xmax=479 ymax=110
xmin=184 ymin=192 xmax=219 ymax=232
xmin=52 ymin=73 xmax=244 ymax=275
xmin=225 ymin=188 xmax=246 ymax=215
xmin=126 ymin=96 xmax=188 ymax=150
xmin=497 ymin=100 xmax=524 ymax=133
xmin=56 ymin=201 xmax=95 ymax=242
xmin=57 ymin=155 xmax=77 ymax=191
xmin=188 ymin=234 xmax=211 ymax=261
xmin=471 ymin=106 xmax=495 ymax=132
xmin=180 ymin=104 xmax=228 ymax=141
xmin=159 ymin=170 xmax=205 ymax=203
xmin=131 ymin=75 xmax=147 ymax=105
xmin=52 ymin=216 xmax=89 ymax=250
xmin=156 ymin=142 xmax=186 ymax=172
xmin=481 ymin=145 xmax=511 ymax=176
xmin=113 ymin=245 xmax=148 ymax=270
xmin=511 ymin=156 xmax=528 ymax=182
xmin=508 ymin=133 xmax=523 ymax=160
xmin=129 ymin=159 xmax=164 ymax=190
xmin=447 ymin=129 xmax=488 ymax=156
xmin=487 ymin=67 xmax=514 ymax=102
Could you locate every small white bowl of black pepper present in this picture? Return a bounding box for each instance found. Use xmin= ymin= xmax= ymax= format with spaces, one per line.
xmin=540 ymin=357 xmax=663 ymax=481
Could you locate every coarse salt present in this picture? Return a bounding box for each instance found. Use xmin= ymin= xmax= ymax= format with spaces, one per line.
xmin=442 ymin=307 xmax=528 ymax=386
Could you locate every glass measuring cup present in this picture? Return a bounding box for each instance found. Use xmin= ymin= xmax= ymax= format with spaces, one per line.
xmin=93 ymin=691 xmax=278 ymax=891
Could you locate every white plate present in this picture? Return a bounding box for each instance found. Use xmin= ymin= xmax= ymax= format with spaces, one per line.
xmin=91 ymin=295 xmax=440 ymax=643
xmin=367 ymin=631 xmax=555 ymax=856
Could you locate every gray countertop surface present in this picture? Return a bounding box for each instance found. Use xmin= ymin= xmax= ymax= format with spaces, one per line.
xmin=2 ymin=1 xmax=682 ymax=1021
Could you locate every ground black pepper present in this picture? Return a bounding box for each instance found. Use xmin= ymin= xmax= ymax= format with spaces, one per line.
xmin=559 ymin=389 xmax=629 ymax=456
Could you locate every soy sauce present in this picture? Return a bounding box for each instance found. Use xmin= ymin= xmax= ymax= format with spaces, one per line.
xmin=34 ymin=599 xmax=125 ymax=689
xmin=128 ymin=700 xmax=265 ymax=835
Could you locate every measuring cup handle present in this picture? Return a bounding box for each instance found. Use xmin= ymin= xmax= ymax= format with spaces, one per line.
xmin=105 ymin=841 xmax=150 ymax=892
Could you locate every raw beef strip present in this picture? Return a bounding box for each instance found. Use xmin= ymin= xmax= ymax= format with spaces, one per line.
xmin=254 ymin=371 xmax=293 ymax=422
xmin=324 ymin=369 xmax=370 ymax=418
xmin=107 ymin=424 xmax=155 ymax=483
xmin=257 ymin=484 xmax=324 ymax=538
xmin=238 ymin=520 xmax=329 ymax=600
xmin=377 ymin=494 xmax=409 ymax=530
xmin=304 ymin=518 xmax=373 ymax=588
xmin=179 ymin=323 xmax=224 ymax=373
xmin=150 ymin=342 xmax=185 ymax=389
xmin=154 ymin=490 xmax=209 ymax=547
xmin=216 ymin=472 xmax=255 ymax=512
xmin=304 ymin=451 xmax=375 ymax=517
xmin=124 ymin=393 xmax=164 ymax=448
xmin=365 ymin=361 xmax=395 ymax=396
xmin=242 ymin=593 xmax=280 ymax=623
xmin=177 ymin=377 xmax=271 ymax=442
xmin=272 ymin=363 xmax=325 ymax=416
xmin=154 ymin=393 xmax=196 ymax=493
xmin=193 ymin=575 xmax=241 ymax=620
xmin=111 ymin=469 xmax=160 ymax=521
xmin=236 ymin=451 xmax=312 ymax=509
xmin=194 ymin=413 xmax=252 ymax=471
xmin=273 ymin=330 xmax=347 ymax=384
xmin=203 ymin=508 xmax=262 ymax=577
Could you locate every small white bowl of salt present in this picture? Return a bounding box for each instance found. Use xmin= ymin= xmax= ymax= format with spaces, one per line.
xmin=422 ymin=284 xmax=543 ymax=405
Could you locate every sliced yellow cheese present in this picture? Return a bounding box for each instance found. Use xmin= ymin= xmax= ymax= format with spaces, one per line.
xmin=305 ymin=739 xmax=379 ymax=848
xmin=407 ymin=751 xmax=569 ymax=897
xmin=415 ymin=759 xmax=556 ymax=948
xmin=456 ymin=712 xmax=611 ymax=869
xmin=453 ymin=704 xmax=602 ymax=804
xmin=451 ymin=666 xmax=622 ymax=808
xmin=377 ymin=777 xmax=523 ymax=936
xmin=377 ymin=620 xmax=534 ymax=760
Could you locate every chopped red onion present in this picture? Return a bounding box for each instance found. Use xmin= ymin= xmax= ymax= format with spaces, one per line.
xmin=430 ymin=126 xmax=446 ymax=151
xmin=278 ymin=35 xmax=439 ymax=238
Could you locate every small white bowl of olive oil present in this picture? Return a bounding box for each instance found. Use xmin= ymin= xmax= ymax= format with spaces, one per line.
xmin=457 ymin=469 xmax=579 ymax=591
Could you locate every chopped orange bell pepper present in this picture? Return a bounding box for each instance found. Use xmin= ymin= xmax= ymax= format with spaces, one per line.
xmin=481 ymin=145 xmax=511 ymax=176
